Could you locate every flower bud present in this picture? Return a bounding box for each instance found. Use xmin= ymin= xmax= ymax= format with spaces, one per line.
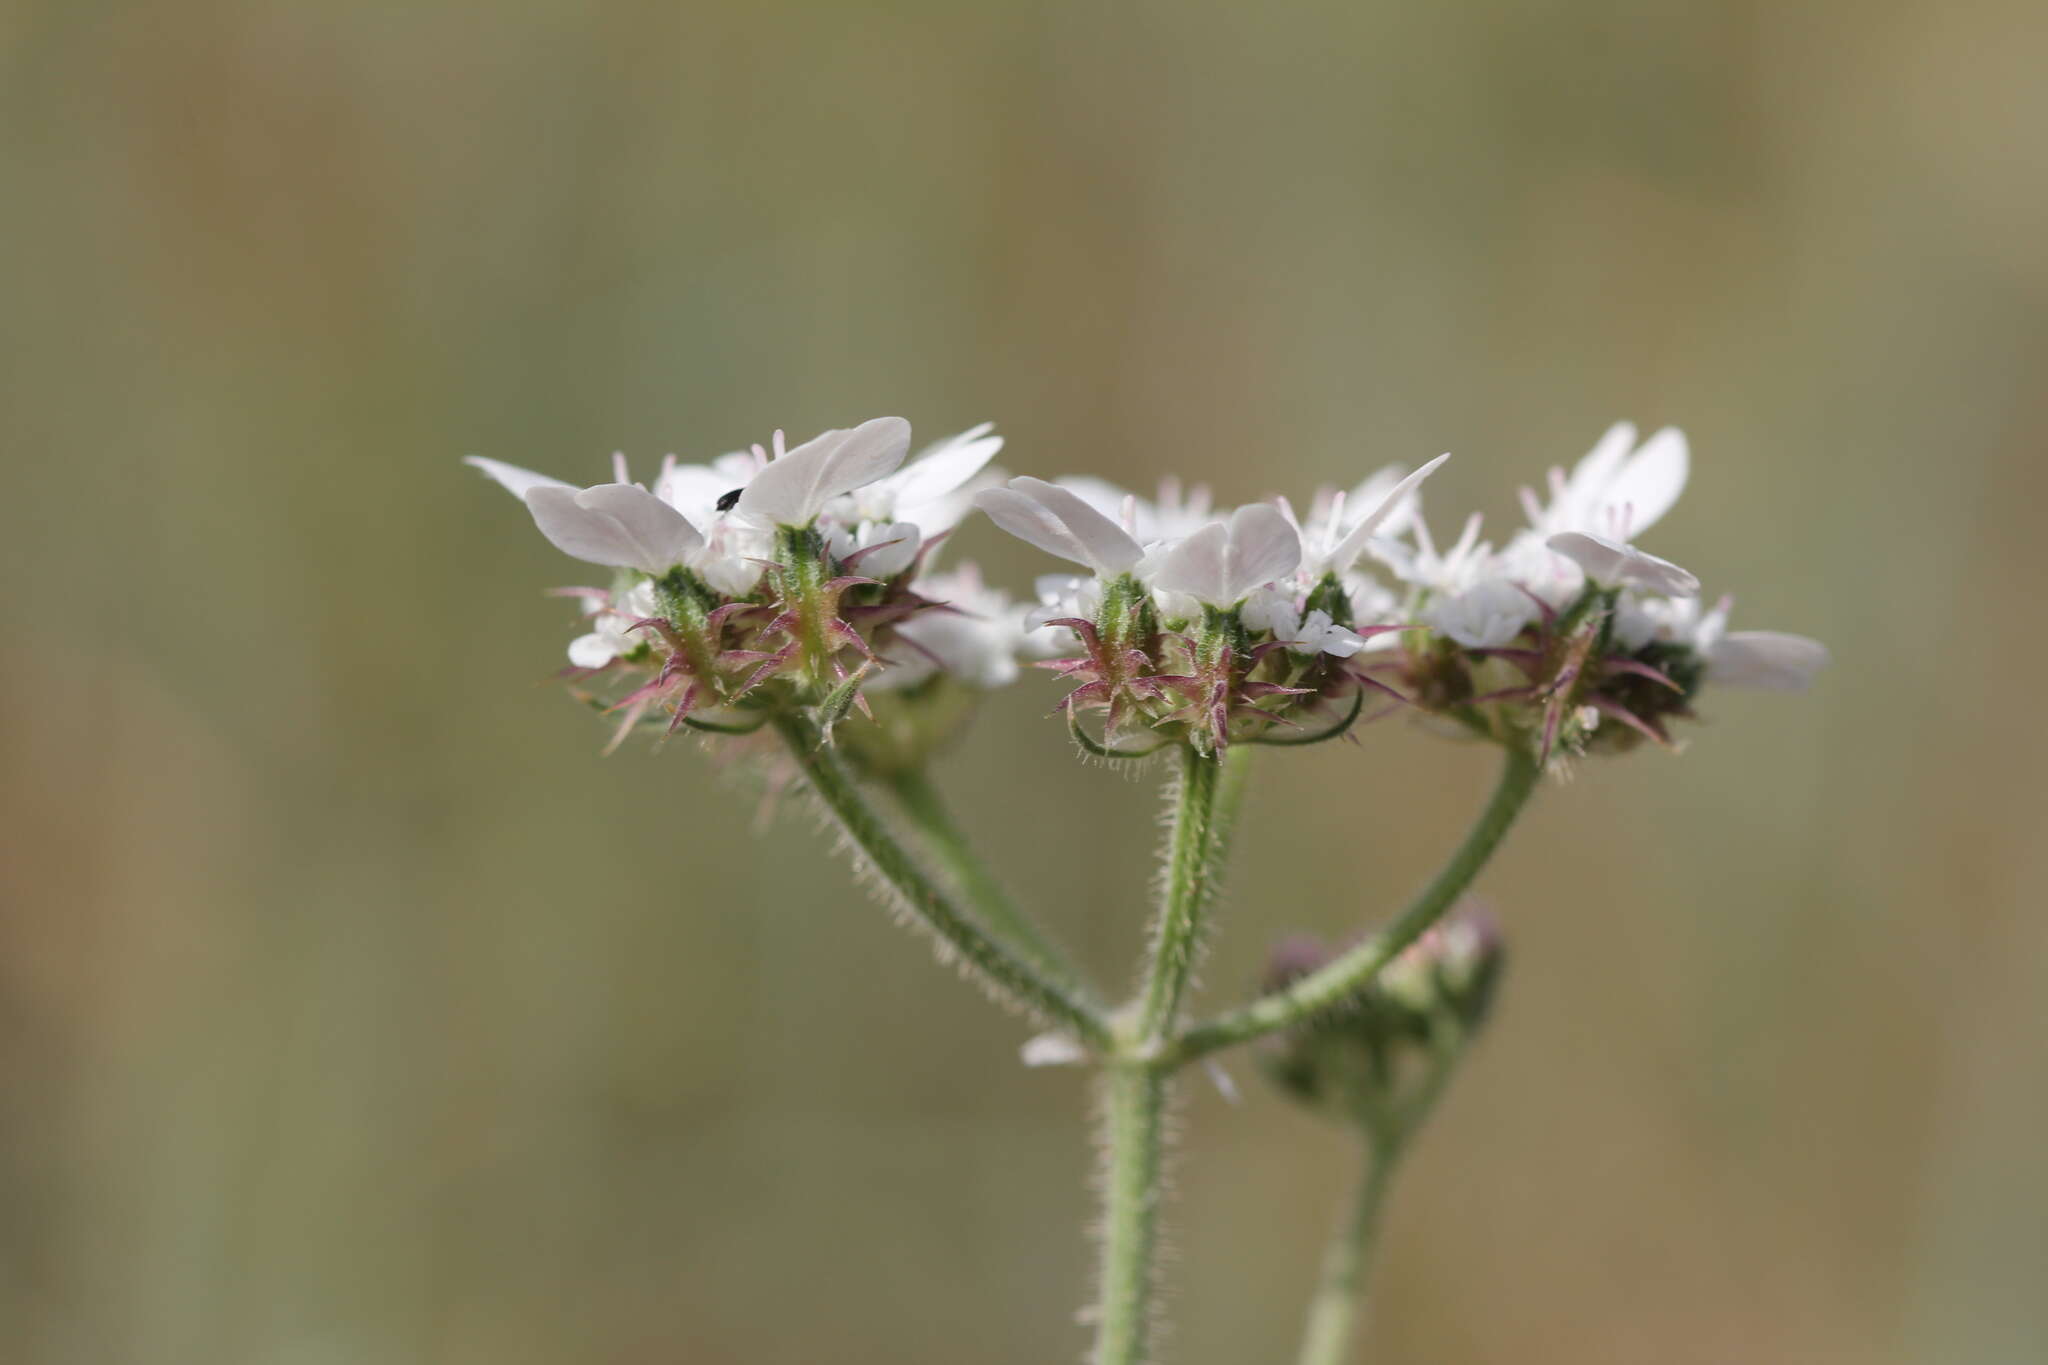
xmin=1257 ymin=906 xmax=1506 ymax=1132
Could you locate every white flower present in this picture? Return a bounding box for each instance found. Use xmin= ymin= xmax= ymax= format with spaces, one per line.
xmin=468 ymin=454 xmax=709 ymax=576
xmin=1341 ymin=573 xmax=1406 ymax=651
xmin=1284 ymin=454 xmax=1449 ymax=578
xmin=1051 ymin=475 xmax=1217 ymax=545
xmin=1426 ymin=578 xmax=1537 ymax=649
xmin=1495 ymin=528 xmax=1584 ymax=607
xmin=1546 ymin=530 xmax=1700 ymax=597
xmin=1025 ymin=573 xmax=1102 ymax=631
xmin=523 ymin=482 xmax=704 ymax=575
xmin=871 ymin=564 xmax=1031 ymax=690
xmin=649 ymin=451 xmax=779 ymax=595
xmin=1708 ymin=630 xmax=1830 ymax=691
xmin=470 ymin=452 xmax=769 ymax=587
xmin=832 ymin=422 xmax=1003 ymax=535
xmin=1522 ymin=422 xmax=1689 ymax=544
xmin=731 ymin=416 xmax=913 ymax=529
xmin=1241 ymin=588 xmax=1368 ymax=657
xmin=1519 ymin=423 xmax=1699 ymax=597
xmin=826 ymin=519 xmax=923 ymax=580
xmin=653 ymin=449 xmax=762 ymax=523
xmin=565 ymin=580 xmax=660 ymax=668
xmin=1373 ymin=509 xmax=1494 ymax=595
xmin=464 ymin=456 xmax=571 ymax=500
xmin=1630 ymin=594 xmax=1828 ymax=691
xmin=1149 ymin=503 xmax=1303 ymax=608
xmin=974 ymin=477 xmax=1146 ymax=577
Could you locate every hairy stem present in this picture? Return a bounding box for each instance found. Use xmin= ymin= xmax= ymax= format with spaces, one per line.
xmin=1093 ymin=1062 xmax=1167 ymax=1365
xmin=1136 ymin=745 xmax=1242 ymax=1043
xmin=1170 ymin=747 xmax=1539 ymax=1064
xmin=882 ymin=766 xmax=1101 ymax=1008
xmin=773 ymin=712 xmax=1109 ymax=1048
xmin=1294 ymin=1024 xmax=1470 ymax=1365
xmin=1294 ymin=1137 xmax=1398 ymax=1365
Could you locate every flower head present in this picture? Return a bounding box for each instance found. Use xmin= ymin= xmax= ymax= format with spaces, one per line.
xmin=466 ymin=417 xmax=1021 ymax=751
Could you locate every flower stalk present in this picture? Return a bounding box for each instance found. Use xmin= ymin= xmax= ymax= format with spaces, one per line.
xmin=1169 ymin=746 xmax=1539 ymax=1065
xmin=1294 ymin=1135 xmax=1399 ymax=1365
xmin=1093 ymin=1061 xmax=1168 ymax=1365
xmin=1293 ymin=1019 xmax=1472 ymax=1365
xmin=1136 ymin=744 xmax=1244 ymax=1044
xmin=772 ymin=711 xmax=1110 ymax=1048
xmin=881 ymin=765 xmax=1100 ymax=1008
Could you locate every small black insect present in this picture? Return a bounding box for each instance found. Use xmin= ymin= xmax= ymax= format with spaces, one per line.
xmin=715 ymin=487 xmax=744 ymax=513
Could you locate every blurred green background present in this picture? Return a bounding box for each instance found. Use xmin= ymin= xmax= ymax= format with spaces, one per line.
xmin=5 ymin=2 xmax=2045 ymax=1362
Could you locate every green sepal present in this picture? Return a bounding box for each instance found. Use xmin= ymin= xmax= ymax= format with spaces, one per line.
xmin=811 ymin=669 xmax=870 ymax=746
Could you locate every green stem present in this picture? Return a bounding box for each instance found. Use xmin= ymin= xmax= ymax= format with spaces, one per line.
xmin=1092 ymin=1063 xmax=1167 ymax=1365
xmin=1294 ymin=1136 xmax=1399 ymax=1365
xmin=1169 ymin=747 xmax=1539 ymax=1065
xmin=1087 ymin=745 xmax=1248 ymax=1362
xmin=772 ymin=712 xmax=1110 ymax=1048
xmin=1295 ymin=1025 xmax=1469 ymax=1365
xmin=882 ymin=766 xmax=1101 ymax=1008
xmin=1135 ymin=745 xmax=1240 ymax=1043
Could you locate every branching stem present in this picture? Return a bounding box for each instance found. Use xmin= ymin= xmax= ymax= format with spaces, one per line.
xmin=882 ymin=765 xmax=1102 ymax=1009
xmin=1168 ymin=747 xmax=1539 ymax=1066
xmin=773 ymin=712 xmax=1110 ymax=1048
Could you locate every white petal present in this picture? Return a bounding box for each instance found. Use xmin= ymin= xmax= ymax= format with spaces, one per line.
xmin=1222 ymin=503 xmax=1304 ymax=598
xmin=1564 ymin=422 xmax=1638 ymax=507
xmin=1709 ymin=631 xmax=1829 ymax=691
xmin=1314 ymin=623 xmax=1368 ymax=658
xmin=1050 ymin=475 xmax=1140 ymax=528
xmin=1151 ymin=522 xmax=1230 ymax=604
xmin=1545 ymin=531 xmax=1699 ymax=597
xmin=887 ymin=423 xmax=1004 ymax=510
xmin=525 ymin=483 xmax=702 ymax=575
xmin=465 ymin=456 xmax=571 ymax=499
xmin=655 ymin=462 xmax=740 ymax=526
xmin=974 ymin=478 xmax=1144 ymax=575
xmin=1152 ymin=504 xmax=1303 ymax=607
xmin=857 ymin=522 xmax=922 ymax=579
xmin=566 ymin=632 xmax=619 ymax=668
xmin=1605 ymin=426 xmax=1688 ymax=538
xmin=1020 ymin=1032 xmax=1087 ymax=1067
xmin=1329 ymin=453 xmax=1450 ymax=570
xmin=574 ymin=484 xmax=704 ymax=569
xmin=1238 ymin=586 xmax=1296 ymax=636
xmin=735 ymin=416 xmax=912 ymax=527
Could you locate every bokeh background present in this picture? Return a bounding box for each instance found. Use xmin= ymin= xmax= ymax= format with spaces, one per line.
xmin=5 ymin=2 xmax=2045 ymax=1362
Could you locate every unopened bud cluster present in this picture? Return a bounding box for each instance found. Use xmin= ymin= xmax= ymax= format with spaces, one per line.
xmin=468 ymin=416 xmax=1825 ymax=767
xmin=1259 ymin=910 xmax=1505 ymax=1132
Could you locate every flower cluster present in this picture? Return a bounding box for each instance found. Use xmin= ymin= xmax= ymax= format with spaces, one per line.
xmin=972 ymin=421 xmax=1826 ymax=763
xmin=971 ymin=461 xmax=1443 ymax=754
xmin=469 ymin=416 xmax=1824 ymax=766
xmin=467 ymin=417 xmax=1029 ymax=752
